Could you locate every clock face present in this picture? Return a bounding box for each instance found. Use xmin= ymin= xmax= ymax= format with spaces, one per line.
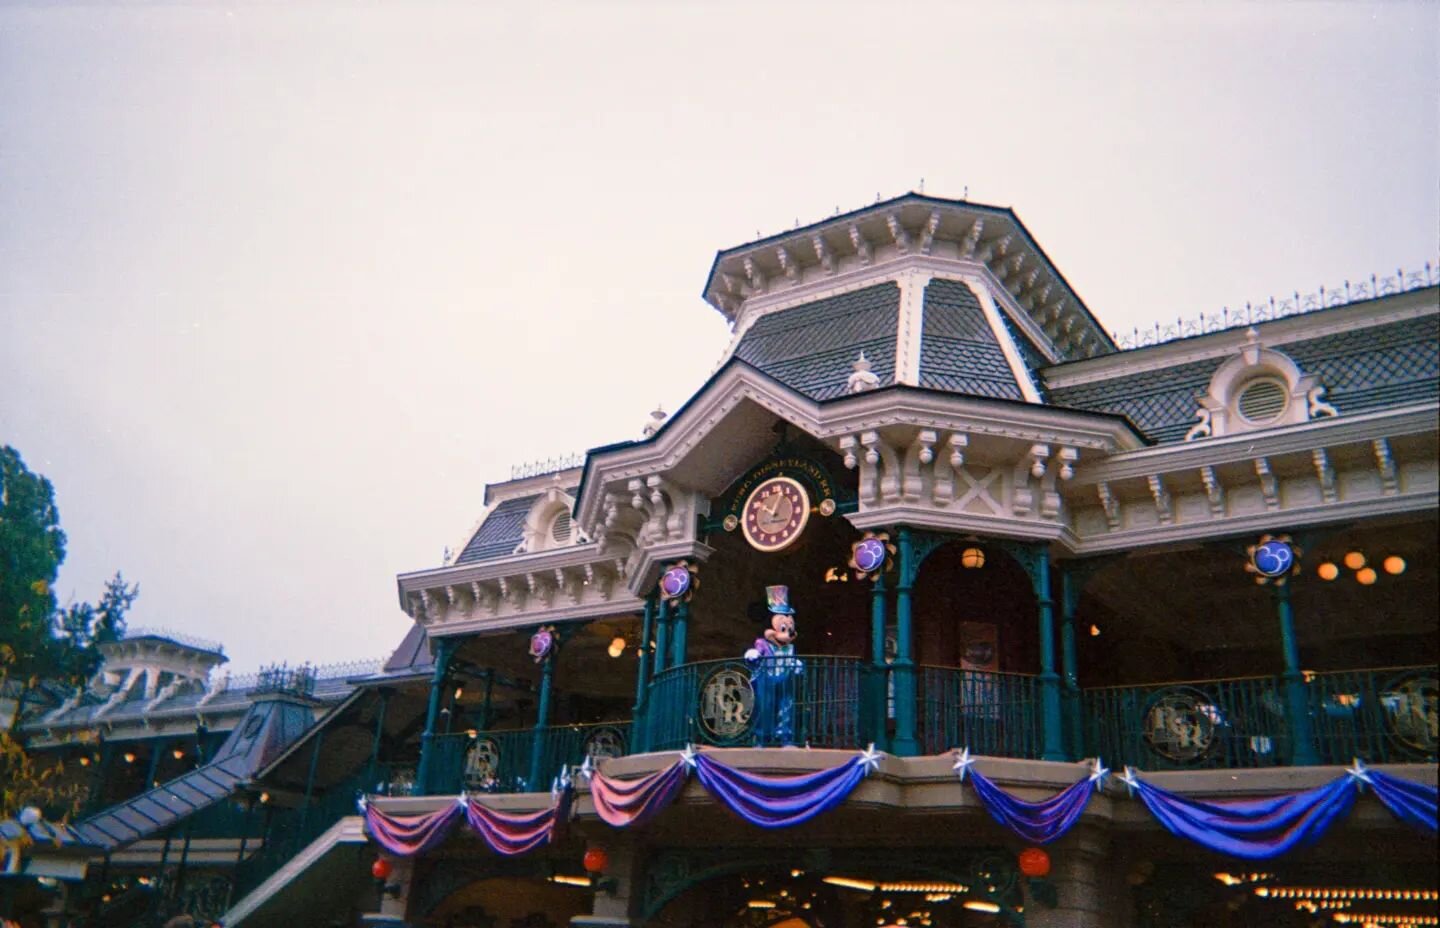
xmin=742 ymin=476 xmax=811 ymax=552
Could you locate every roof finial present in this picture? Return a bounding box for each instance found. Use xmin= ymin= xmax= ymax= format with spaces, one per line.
xmin=847 ymin=352 xmax=882 ymax=394
xmin=642 ymin=404 xmax=668 ymax=438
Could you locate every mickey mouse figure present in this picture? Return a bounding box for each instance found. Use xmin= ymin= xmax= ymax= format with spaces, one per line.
xmin=744 ymin=585 xmax=804 ymax=746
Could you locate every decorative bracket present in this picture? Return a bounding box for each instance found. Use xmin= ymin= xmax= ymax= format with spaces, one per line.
xmin=1254 ymin=457 xmax=1280 ymax=510
xmin=849 ymin=224 xmax=872 ymax=265
xmin=1096 ymin=482 xmax=1120 ymax=531
xmin=1373 ymin=439 xmax=1398 ymax=495
xmin=811 ymin=234 xmax=834 ymax=273
xmin=1199 ymin=465 xmax=1225 ymax=517
xmin=919 ymin=210 xmax=941 ymax=255
xmin=1147 ymin=475 xmax=1173 ymax=525
xmin=1312 ymin=449 xmax=1337 ymax=503
xmin=886 ymin=214 xmax=910 ymax=253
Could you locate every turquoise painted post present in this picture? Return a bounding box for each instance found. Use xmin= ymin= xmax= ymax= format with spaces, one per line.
xmin=869 ymin=574 xmax=889 ymax=751
xmin=653 ymin=597 xmax=671 ymax=678
xmin=527 ymin=650 xmax=555 ymax=790
xmin=1059 ymin=569 xmax=1083 ymax=761
xmin=300 ymin=728 xmax=325 ymax=831
xmin=633 ymin=592 xmax=656 ymax=753
xmin=1275 ymin=582 xmax=1319 ymax=765
xmin=416 ymin=637 xmax=456 ymax=795
xmin=366 ymin=690 xmax=390 ymax=789
xmin=671 ymin=598 xmax=690 ymax=669
xmin=1033 ymin=546 xmax=1066 ymax=762
xmin=892 ymin=527 xmax=918 ymax=756
xmin=478 ymin=670 xmax=495 ymax=731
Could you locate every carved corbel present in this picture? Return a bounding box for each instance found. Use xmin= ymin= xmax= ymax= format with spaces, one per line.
xmin=1199 ymin=465 xmax=1225 ymax=517
xmin=1038 ymin=447 xmax=1077 ymax=519
xmin=961 ymin=218 xmax=984 ymax=257
xmin=932 ymin=432 xmax=968 ymax=504
xmin=471 ymin=580 xmax=498 ymax=616
xmin=499 ymin=576 xmax=527 ymax=610
xmin=527 ymin=572 xmax=554 ymax=607
xmin=861 ymin=431 xmax=901 ymax=504
xmin=776 ymin=246 xmax=800 ymax=281
xmin=419 ymin=588 xmax=444 ymax=624
xmin=1373 ymin=439 xmax=1398 ymax=495
xmin=1012 ymin=444 xmax=1050 ymax=516
xmin=849 ymin=224 xmax=872 ymax=265
xmin=1147 ymin=475 xmax=1173 ymax=525
xmin=919 ymin=210 xmax=941 ymax=255
xmin=900 ymin=430 xmax=936 ymax=502
xmin=1307 ymin=448 xmax=1337 ymax=503
xmin=1096 ymin=482 xmax=1120 ymax=531
xmin=445 ymin=584 xmax=464 ymax=617
xmin=646 ymin=475 xmax=677 ymax=542
xmin=557 ymin=567 xmax=582 ymax=605
xmin=743 ymin=256 xmax=767 ymax=293
xmin=886 ymin=214 xmax=910 ymax=253
xmin=812 ymin=234 xmax=835 ymax=273
xmin=1254 ymin=458 xmax=1279 ymax=510
xmin=721 ymin=272 xmax=743 ymax=295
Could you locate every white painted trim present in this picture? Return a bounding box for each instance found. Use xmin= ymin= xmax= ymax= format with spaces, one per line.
xmin=425 ymin=596 xmax=647 ymax=638
xmin=894 ymin=268 xmax=930 ymax=385
xmin=223 ymin=815 xmax=367 ymax=926
xmin=964 ymin=277 xmax=1043 ymax=403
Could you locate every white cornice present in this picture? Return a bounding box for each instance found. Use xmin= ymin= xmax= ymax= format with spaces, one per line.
xmin=425 ymin=595 xmax=646 ymax=638
xmin=1070 ymin=403 xmax=1438 ymax=486
xmin=846 ymin=505 xmax=1068 ymax=542
xmin=1044 ymin=289 xmax=1438 ymax=389
xmin=396 ymin=543 xmax=605 ymax=596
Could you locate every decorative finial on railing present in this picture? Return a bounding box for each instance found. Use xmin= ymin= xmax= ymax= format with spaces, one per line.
xmin=1113 ymin=261 xmax=1438 ymax=350
xmin=510 ymin=453 xmax=586 ymax=481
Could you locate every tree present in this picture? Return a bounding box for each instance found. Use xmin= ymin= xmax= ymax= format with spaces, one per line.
xmin=0 ymin=445 xmax=66 ymax=682
xmin=55 ymin=571 xmax=139 ymax=683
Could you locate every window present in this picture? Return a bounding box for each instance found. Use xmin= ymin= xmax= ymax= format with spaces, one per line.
xmin=549 ymin=510 xmax=573 ymax=545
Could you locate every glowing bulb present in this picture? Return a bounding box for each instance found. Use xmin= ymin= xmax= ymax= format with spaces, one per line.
xmin=961 ymin=547 xmax=985 ymax=569
xmin=1343 ymin=551 xmax=1365 ymax=570
xmin=453 ymin=686 xmax=464 ymax=700
xmin=608 ymin=637 xmax=625 ymax=658
xmin=259 ymin=791 xmax=270 ymax=804
xmin=1356 ymin=567 xmax=1377 ymax=586
xmin=1089 ymin=624 xmax=1101 ymax=637
xmin=79 ymin=756 xmax=91 ymax=767
xmin=123 ymin=752 xmax=137 ymax=764
xmin=1317 ymin=562 xmax=1339 ymax=581
xmin=172 ymin=748 xmax=185 ymax=760
xmin=1383 ymin=556 xmax=1405 ymax=575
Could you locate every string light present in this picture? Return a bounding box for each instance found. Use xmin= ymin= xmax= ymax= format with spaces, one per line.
xmin=1356 ymin=567 xmax=1378 ymax=585
xmin=608 ymin=637 xmax=626 ymax=659
xmin=1318 ymin=562 xmax=1340 ymax=581
xmin=1383 ymin=555 xmax=1406 ymax=575
xmin=1344 ymin=551 xmax=1366 ymax=570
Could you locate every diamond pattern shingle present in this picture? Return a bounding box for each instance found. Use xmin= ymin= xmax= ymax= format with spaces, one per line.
xmin=733 ymin=282 xmax=900 ymax=400
xmin=919 ymin=278 xmax=1024 ymax=400
xmin=1045 ymin=314 xmax=1439 ymax=442
xmin=455 ymin=495 xmax=537 ymax=565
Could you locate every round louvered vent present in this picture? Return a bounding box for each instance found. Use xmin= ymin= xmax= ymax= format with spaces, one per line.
xmin=1237 ymin=378 xmax=1288 ymax=424
xmin=550 ymin=511 xmax=572 ymax=545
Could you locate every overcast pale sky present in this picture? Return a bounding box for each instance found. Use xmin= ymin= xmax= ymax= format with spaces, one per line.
xmin=2 ymin=2 xmax=1436 ymax=673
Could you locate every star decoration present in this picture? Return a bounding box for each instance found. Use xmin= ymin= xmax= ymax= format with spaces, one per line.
xmin=1089 ymin=758 xmax=1110 ymax=792
xmin=859 ymin=744 xmax=883 ymax=775
xmin=1345 ymin=758 xmax=1372 ymax=787
xmin=680 ymin=744 xmax=698 ymax=770
xmin=952 ymin=747 xmax=976 ymax=782
xmin=1117 ymin=766 xmax=1141 ymax=797
xmin=355 ymin=795 xmax=368 ymax=814
xmin=578 ymin=755 xmax=595 ymax=783
xmin=456 ymin=794 xmax=470 ymax=808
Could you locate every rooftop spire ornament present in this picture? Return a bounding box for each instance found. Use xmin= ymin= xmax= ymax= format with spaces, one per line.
xmin=846 ymin=351 xmax=882 ymax=394
xmin=1246 ymin=534 xmax=1302 ymax=585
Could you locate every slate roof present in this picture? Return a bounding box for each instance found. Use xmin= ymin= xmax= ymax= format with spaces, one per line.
xmin=732 ymin=282 xmax=900 ymax=400
xmin=0 ymin=817 xmax=97 ymax=852
xmin=70 ymin=696 xmax=317 ymax=850
xmin=1045 ymin=313 xmax=1439 ymax=443
xmin=917 ymin=278 xmax=1026 ymax=400
xmin=455 ymin=495 xmax=537 ymax=565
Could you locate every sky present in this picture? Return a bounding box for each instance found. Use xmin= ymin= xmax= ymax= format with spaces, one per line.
xmin=1 ymin=1 xmax=1436 ymax=674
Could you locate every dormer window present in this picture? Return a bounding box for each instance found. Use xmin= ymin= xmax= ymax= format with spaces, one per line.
xmin=549 ymin=510 xmax=573 ymax=546
xmin=1235 ymin=377 xmax=1289 ymax=425
xmin=513 ymin=485 xmax=589 ymax=554
xmin=1185 ymin=329 xmax=1338 ymax=441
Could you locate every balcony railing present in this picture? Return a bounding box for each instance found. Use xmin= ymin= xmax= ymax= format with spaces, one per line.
xmin=403 ymin=662 xmax=1437 ymax=795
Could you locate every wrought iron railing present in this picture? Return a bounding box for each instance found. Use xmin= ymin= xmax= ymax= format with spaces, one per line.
xmin=644 ymin=656 xmax=864 ymax=752
xmin=1084 ymin=675 xmax=1294 ymax=770
xmin=228 ymin=771 xmax=368 ymax=907
xmin=422 ymin=720 xmax=634 ymax=795
xmin=918 ymin=666 xmax=1041 ymax=759
xmin=1307 ymin=665 xmax=1438 ymax=765
xmin=1111 ymin=262 xmax=1438 ymax=350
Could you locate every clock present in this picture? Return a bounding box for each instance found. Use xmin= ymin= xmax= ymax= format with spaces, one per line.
xmin=741 ymin=476 xmax=811 ymax=552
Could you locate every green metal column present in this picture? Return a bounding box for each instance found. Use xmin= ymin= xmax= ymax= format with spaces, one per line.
xmin=366 ymin=690 xmax=390 ymax=790
xmin=1059 ymin=567 xmax=1083 ymax=761
xmin=892 ymin=527 xmax=918 ymax=756
xmin=633 ymin=592 xmax=657 ymax=753
xmin=415 ymin=637 xmax=457 ymax=795
xmin=652 ymin=597 xmax=671 ymax=678
xmin=1275 ymin=582 xmax=1319 ymax=765
xmin=1033 ymin=545 xmax=1066 ymax=762
xmin=144 ymin=737 xmax=164 ymax=789
xmin=869 ymin=574 xmax=889 ymax=750
xmin=299 ymin=728 xmax=325 ymax=831
xmin=671 ymin=598 xmax=690 ymax=669
xmin=527 ymin=649 xmax=556 ymax=791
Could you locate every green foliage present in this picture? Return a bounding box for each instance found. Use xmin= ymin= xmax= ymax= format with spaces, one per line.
xmin=0 ymin=445 xmax=66 ymax=681
xmin=55 ymin=571 xmax=139 ymax=682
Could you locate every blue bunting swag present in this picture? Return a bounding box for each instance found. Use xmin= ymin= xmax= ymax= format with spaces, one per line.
xmin=692 ymin=745 xmax=882 ymax=829
xmin=1119 ymin=767 xmax=1359 ymax=860
xmin=1365 ymin=768 xmax=1439 ymax=834
xmin=953 ymin=749 xmax=1107 ymax=844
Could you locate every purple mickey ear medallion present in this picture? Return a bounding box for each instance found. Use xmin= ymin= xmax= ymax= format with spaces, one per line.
xmin=660 ymin=565 xmax=692 ymax=600
xmin=854 ymin=538 xmax=887 ymax=573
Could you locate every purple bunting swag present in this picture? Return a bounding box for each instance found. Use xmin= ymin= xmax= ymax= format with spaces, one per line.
xmin=953 ymin=750 xmax=1107 ymax=844
xmin=361 ymin=795 xmax=559 ymax=858
xmin=1119 ymin=767 xmax=1358 ymax=861
xmin=586 ymin=758 xmax=688 ymax=829
xmin=693 ymin=746 xmax=882 ymax=829
xmin=1362 ymin=768 xmax=1438 ymax=834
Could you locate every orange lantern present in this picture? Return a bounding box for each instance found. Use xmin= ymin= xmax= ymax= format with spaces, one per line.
xmin=371 ymin=857 xmax=394 ymax=881
xmin=1018 ymin=847 xmax=1051 ymax=878
xmin=583 ymin=846 xmax=609 ymax=874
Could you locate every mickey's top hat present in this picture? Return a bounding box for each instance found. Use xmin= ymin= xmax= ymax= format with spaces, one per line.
xmin=765 ymin=585 xmax=795 ymax=615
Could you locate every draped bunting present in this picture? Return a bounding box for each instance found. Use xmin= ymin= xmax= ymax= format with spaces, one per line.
xmin=966 ymin=767 xmax=1095 ymax=845
xmin=363 ymin=802 xmax=462 ymax=857
xmin=1125 ymin=773 xmax=1356 ymax=860
xmin=1368 ymin=769 xmax=1439 ymax=834
xmin=589 ymin=759 xmax=688 ymax=828
xmin=693 ymin=753 xmax=871 ymax=829
xmin=364 ymin=797 xmax=559 ymax=858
